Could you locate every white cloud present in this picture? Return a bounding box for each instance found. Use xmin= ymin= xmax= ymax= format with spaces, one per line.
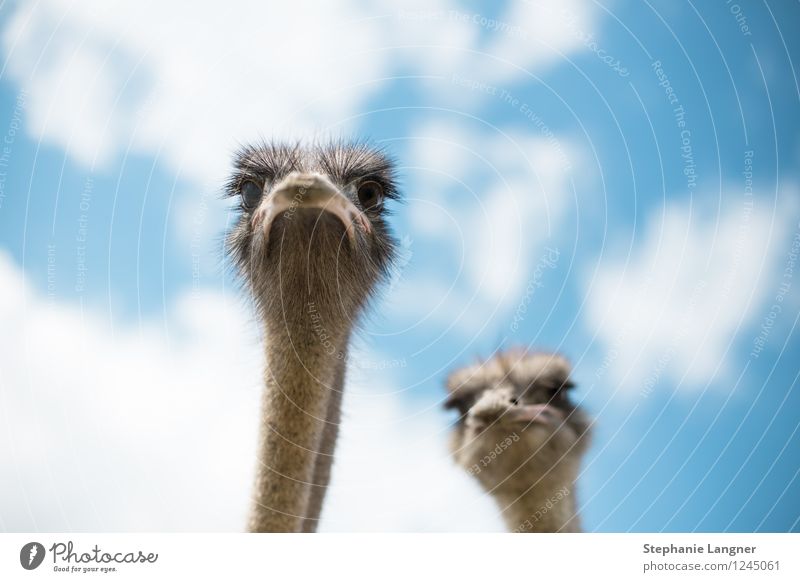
xmin=383 ymin=275 xmax=489 ymax=339
xmin=466 ymin=135 xmax=575 ymax=304
xmin=403 ymin=121 xmax=577 ymax=318
xmin=0 ymin=251 xmax=262 ymax=531
xmin=405 ymin=122 xmax=480 ymax=192
xmin=0 ymin=0 xmax=597 ymax=529
xmin=479 ymin=0 xmax=597 ymax=82
xmin=0 ymin=251 xmax=502 ymax=531
xmin=585 ymin=186 xmax=800 ymax=392
xmin=2 ymin=0 xmax=388 ymax=182
xmin=388 ymin=0 xmax=597 ymax=83
xmin=321 ymin=385 xmax=503 ymax=532
xmin=0 ymin=0 xmax=597 ymax=184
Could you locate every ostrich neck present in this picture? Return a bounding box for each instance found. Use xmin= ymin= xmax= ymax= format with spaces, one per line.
xmin=248 ymin=303 xmax=351 ymax=533
xmin=495 ymin=473 xmax=581 ymax=533
xmin=300 ymin=362 xmax=345 ymax=533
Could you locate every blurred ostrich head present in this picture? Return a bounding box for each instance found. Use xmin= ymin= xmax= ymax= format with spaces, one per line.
xmin=445 ymin=350 xmax=591 ymax=531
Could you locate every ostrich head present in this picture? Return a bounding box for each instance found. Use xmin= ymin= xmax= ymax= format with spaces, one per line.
xmin=225 ymin=141 xmax=399 ymax=330
xmin=445 ymin=350 xmax=590 ymax=495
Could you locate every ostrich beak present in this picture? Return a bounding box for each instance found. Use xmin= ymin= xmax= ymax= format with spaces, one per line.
xmin=467 ymin=394 xmax=563 ymax=431
xmin=252 ymin=172 xmax=371 ymax=246
xmin=504 ymin=403 xmax=563 ymax=426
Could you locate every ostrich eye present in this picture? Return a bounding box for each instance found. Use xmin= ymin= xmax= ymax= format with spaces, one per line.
xmin=444 ymin=394 xmax=473 ymax=417
xmin=357 ymin=180 xmax=384 ymax=210
xmin=240 ymin=180 xmax=263 ymax=210
xmin=545 ymin=380 xmax=574 ymax=399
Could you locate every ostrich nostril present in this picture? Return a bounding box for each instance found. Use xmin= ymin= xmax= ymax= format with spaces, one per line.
xmin=510 ymin=397 xmax=519 ymax=406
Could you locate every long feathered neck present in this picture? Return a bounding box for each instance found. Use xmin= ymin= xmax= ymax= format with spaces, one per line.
xmin=248 ymin=301 xmax=350 ymax=532
xmin=495 ymin=461 xmax=582 ymax=533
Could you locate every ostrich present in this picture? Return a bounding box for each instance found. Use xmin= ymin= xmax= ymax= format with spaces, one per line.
xmin=444 ymin=350 xmax=591 ymax=532
xmin=225 ymin=141 xmax=400 ymax=532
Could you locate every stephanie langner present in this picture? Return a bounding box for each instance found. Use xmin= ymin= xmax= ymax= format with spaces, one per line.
xmin=643 ymin=543 xmax=757 ymax=558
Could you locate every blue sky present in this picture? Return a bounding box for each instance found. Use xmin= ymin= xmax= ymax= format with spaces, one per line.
xmin=0 ymin=0 xmax=798 ymax=532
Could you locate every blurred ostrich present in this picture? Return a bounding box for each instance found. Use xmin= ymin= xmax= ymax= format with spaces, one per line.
xmin=445 ymin=350 xmax=591 ymax=532
xmin=225 ymin=141 xmax=400 ymax=532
